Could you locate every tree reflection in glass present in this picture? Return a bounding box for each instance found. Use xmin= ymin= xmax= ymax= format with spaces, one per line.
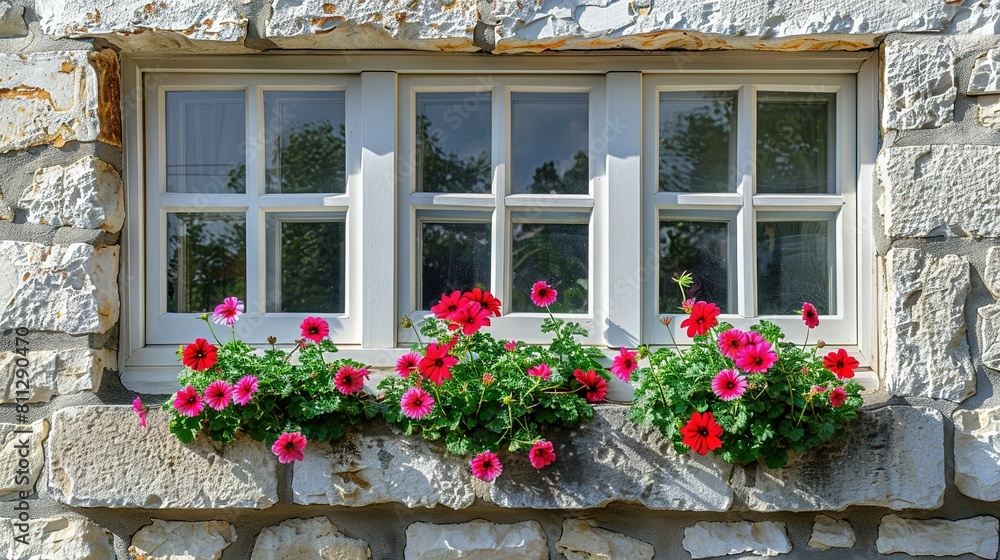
xmin=416 ymin=92 xmax=492 ymax=193
xmin=511 ymin=92 xmax=589 ymax=195
xmin=659 ymin=220 xmax=731 ymax=313
xmin=757 ymin=92 xmax=835 ymax=194
xmin=659 ymin=91 xmax=737 ymax=193
xmin=757 ymin=221 xmax=833 ymax=314
xmin=264 ymin=91 xmax=346 ymax=194
xmin=167 ymin=212 xmax=246 ymax=313
xmin=421 ymin=222 xmax=491 ymax=309
xmin=511 ymin=222 xmax=588 ymax=314
xmin=266 ymin=217 xmax=345 ymax=313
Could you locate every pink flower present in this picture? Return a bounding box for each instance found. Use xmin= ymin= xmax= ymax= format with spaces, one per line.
xmin=233 ymin=375 xmax=258 ymax=406
xmin=735 ymin=342 xmax=779 ymax=374
xmin=204 ymin=380 xmax=235 ymax=411
xmin=212 ymin=296 xmax=244 ymax=327
xmin=611 ymin=347 xmax=638 ymax=382
xmin=470 ymin=450 xmax=503 ymax=482
xmin=528 ymin=440 xmax=556 ymax=469
xmin=801 ymin=302 xmax=820 ymax=329
xmin=718 ymin=328 xmax=748 ymax=360
xmin=334 ymin=365 xmax=369 ymax=395
xmin=482 ymin=372 xmax=495 ymax=386
xmin=396 ymin=352 xmax=421 ymax=378
xmin=299 ymin=316 xmax=330 ymax=344
xmin=745 ymin=331 xmax=765 ymax=346
xmin=173 ymin=386 xmax=204 ymax=417
xmin=681 ymin=298 xmax=696 ymax=313
xmin=132 ymin=397 xmax=147 ymax=428
xmin=711 ymin=369 xmax=748 ymax=401
xmin=829 ymin=386 xmax=847 ymax=408
xmin=530 ymin=280 xmax=558 ymax=307
xmin=447 ymin=301 xmax=491 ymax=336
xmin=401 ymin=387 xmax=435 ymax=419
xmin=271 ymin=432 xmax=307 ymax=463
xmin=528 ymin=363 xmax=552 ymax=380
xmin=430 ymin=290 xmax=465 ymax=320
xmin=811 ymin=385 xmax=828 ymax=395
xmin=503 ymin=340 xmax=518 ymax=352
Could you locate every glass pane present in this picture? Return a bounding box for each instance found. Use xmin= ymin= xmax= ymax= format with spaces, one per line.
xmin=266 ymin=215 xmax=345 ymax=313
xmin=659 ymin=91 xmax=737 ymax=193
xmin=659 ymin=220 xmax=731 ymax=314
xmin=416 ymin=92 xmax=492 ymax=193
xmin=264 ymin=91 xmax=346 ymax=194
xmin=166 ymin=213 xmax=246 ymax=313
xmin=165 ymin=91 xmax=245 ymax=194
xmin=421 ymin=222 xmax=491 ymax=309
xmin=511 ymin=222 xmax=588 ymax=313
xmin=757 ymin=92 xmax=835 ymax=194
xmin=511 ymin=92 xmax=589 ymax=195
xmin=757 ymin=221 xmax=834 ymax=315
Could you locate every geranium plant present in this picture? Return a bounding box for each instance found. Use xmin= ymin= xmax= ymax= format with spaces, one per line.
xmin=135 ymin=297 xmax=379 ymax=463
xmin=629 ymin=276 xmax=863 ymax=468
xmin=379 ymin=282 xmax=609 ymax=481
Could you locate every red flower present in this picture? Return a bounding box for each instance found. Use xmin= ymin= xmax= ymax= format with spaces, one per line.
xmin=680 ymin=411 xmax=724 ymax=455
xmin=447 ymin=301 xmax=492 ymax=336
xmin=182 ymin=338 xmax=217 ymax=371
xmin=430 ymin=290 xmax=465 ymax=319
xmin=334 ymin=365 xmax=369 ymax=395
xmin=530 ymin=280 xmax=558 ymax=308
xmin=463 ymin=288 xmax=502 ymax=317
xmin=823 ymin=348 xmax=859 ymax=380
xmin=829 ymin=386 xmax=847 ymax=408
xmin=299 ymin=316 xmax=330 ymax=343
xmin=172 ymin=386 xmax=204 ymax=417
xmin=470 ymin=450 xmax=503 ymax=482
xmin=419 ymin=340 xmax=459 ymax=385
xmin=573 ymin=369 xmax=607 ymax=403
xmin=610 ymin=347 xmax=638 ymax=382
xmin=271 ymin=432 xmax=307 ymax=463
xmin=801 ymin=302 xmax=820 ymax=329
xmin=528 ymin=440 xmax=556 ymax=469
xmin=679 ymin=301 xmax=721 ymax=338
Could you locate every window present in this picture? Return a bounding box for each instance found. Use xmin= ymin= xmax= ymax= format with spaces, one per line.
xmin=121 ymin=53 xmax=876 ymax=391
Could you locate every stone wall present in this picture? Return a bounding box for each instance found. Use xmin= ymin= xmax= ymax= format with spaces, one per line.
xmin=3 ymin=0 xmax=1000 ymax=558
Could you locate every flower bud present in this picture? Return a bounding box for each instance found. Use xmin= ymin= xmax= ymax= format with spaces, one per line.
xmin=816 ymin=340 xmax=826 ymax=349
xmin=400 ymin=316 xmax=413 ymax=329
xmin=659 ymin=316 xmax=673 ymax=327
xmin=199 ymin=313 xmax=209 ymax=321
xmin=483 ymin=372 xmax=495 ymax=386
xmin=502 ymin=394 xmax=513 ymax=405
xmin=267 ymin=336 xmax=277 ymax=345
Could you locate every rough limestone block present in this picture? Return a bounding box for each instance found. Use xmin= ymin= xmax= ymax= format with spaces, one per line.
xmin=267 ymin=0 xmax=478 ymax=51
xmin=876 ymin=515 xmax=999 ymax=559
xmin=978 ymin=99 xmax=1000 ymax=128
xmin=0 ymin=241 xmax=120 ymax=335
xmin=0 ymin=516 xmax=114 ymax=559
xmin=22 ymin=156 xmax=125 ymax=232
xmin=405 ymin=520 xmax=547 ymax=560
xmin=879 ymin=145 xmax=1000 ymax=238
xmin=48 ymin=406 xmax=278 ymax=509
xmin=38 ymin=0 xmax=247 ymax=48
xmin=970 ymin=48 xmax=1000 ymax=94
xmin=0 ymin=194 xmax=12 ymax=222
xmin=735 ymin=406 xmax=944 ymax=511
xmin=0 ymin=419 xmax=49 ymax=500
xmin=682 ymin=521 xmax=791 ymax=559
xmin=0 ymin=1 xmax=27 ymax=37
xmin=250 ymin=517 xmax=370 ymax=560
xmin=0 ymin=51 xmax=100 ymax=153
xmin=131 ymin=519 xmax=237 ymax=560
xmin=882 ymin=38 xmax=956 ymax=130
xmin=0 ymin=349 xmax=112 ymax=404
xmin=952 ymin=406 xmax=1000 ymax=501
xmin=808 ymin=515 xmax=855 ymax=550
xmin=490 ymin=406 xmax=732 ymax=510
xmin=884 ymin=249 xmax=974 ymax=403
xmin=985 ymin=248 xmax=1000 ymax=298
xmin=556 ymin=519 xmax=654 ymax=560
xmin=978 ymin=304 xmax=1000 ymax=372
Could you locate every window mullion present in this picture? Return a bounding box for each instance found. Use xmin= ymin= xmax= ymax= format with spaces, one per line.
xmin=491 ymin=85 xmax=508 ymax=304
xmin=245 ymin=85 xmax=263 ymax=320
xmin=735 ymin=85 xmax=756 ymax=318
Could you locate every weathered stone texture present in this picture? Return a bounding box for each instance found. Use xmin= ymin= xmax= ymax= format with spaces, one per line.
xmin=735 ymin=406 xmax=944 ymax=511
xmin=251 ymin=517 xmax=370 ymax=560
xmin=682 ymin=521 xmax=791 ymax=559
xmin=490 ymin=406 xmax=733 ymax=510
xmin=0 ymin=51 xmax=100 ymax=153
xmin=882 ymin=38 xmax=956 ymax=130
xmin=978 ymin=304 xmax=1000 ymax=372
xmin=953 ymin=406 xmax=1000 ymax=501
xmin=131 ymin=519 xmax=237 ymax=560
xmin=884 ymin=249 xmax=974 ymax=403
xmin=21 ymin=156 xmax=125 ymax=232
xmin=0 ymin=349 xmax=111 ymax=404
xmin=267 ymin=0 xmax=478 ymax=51
xmin=38 ymin=0 xmax=248 ymax=47
xmin=405 ymin=520 xmax=548 ymax=560
xmin=0 ymin=1 xmax=27 ymax=38
xmin=0 ymin=516 xmax=114 ymax=560
xmin=0 ymin=419 xmax=48 ymax=500
xmin=0 ymin=194 xmax=12 ymax=222
xmin=970 ymin=48 xmax=1000 ymax=94
xmin=978 ymin=99 xmax=1000 ymax=128
xmin=986 ymin=247 xmax=1000 ymax=298
xmin=48 ymin=406 xmax=278 ymax=509
xmin=876 ymin=515 xmax=999 ymax=559
xmin=0 ymin=242 xmax=120 ymax=335
xmin=808 ymin=515 xmax=855 ymax=550
xmin=556 ymin=519 xmax=654 ymax=560
xmin=879 ymin=145 xmax=1000 ymax=238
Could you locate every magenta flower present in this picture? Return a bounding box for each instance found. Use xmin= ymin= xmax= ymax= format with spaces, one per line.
xmin=610 ymin=347 xmax=638 ymax=382
xmin=204 ymin=380 xmax=235 ymax=411
xmin=503 ymin=340 xmax=518 ymax=352
xmin=735 ymin=342 xmax=779 ymax=374
xmin=396 ymin=352 xmax=421 ymax=378
xmin=527 ymin=363 xmax=552 ymax=381
xmin=482 ymin=372 xmax=495 ymax=386
xmin=400 ymin=387 xmax=435 ymax=419
xmin=801 ymin=302 xmax=820 ymax=329
xmin=711 ymin=369 xmax=748 ymax=401
xmin=717 ymin=328 xmax=748 ymax=360
xmin=271 ymin=432 xmax=307 ymax=463
xmin=745 ymin=331 xmax=765 ymax=346
xmin=528 ymin=440 xmax=556 ymax=469
xmin=334 ymin=365 xmax=369 ymax=395
xmin=530 ymin=280 xmax=558 ymax=307
xmin=681 ymin=298 xmax=696 ymax=313
xmin=212 ymin=296 xmax=244 ymax=327
xmin=233 ymin=375 xmax=258 ymax=406
xmin=470 ymin=450 xmax=503 ymax=482
xmin=173 ymin=386 xmax=204 ymax=417
xmin=299 ymin=316 xmax=330 ymax=344
xmin=132 ymin=397 xmax=147 ymax=428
